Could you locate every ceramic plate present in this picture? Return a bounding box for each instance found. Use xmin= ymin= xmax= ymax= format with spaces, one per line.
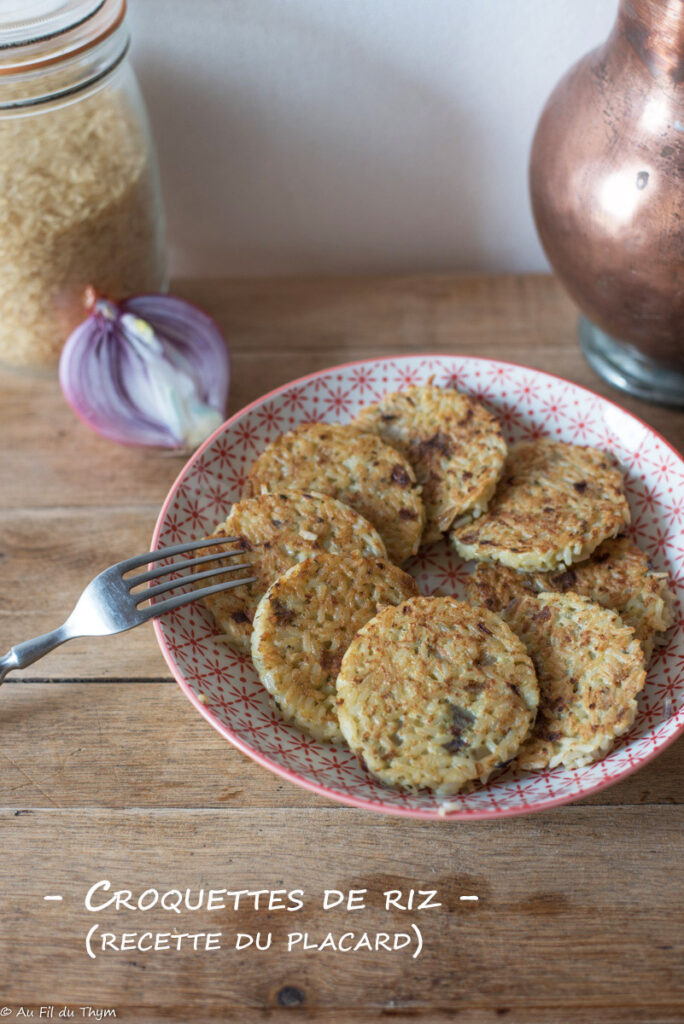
xmin=152 ymin=355 xmax=683 ymax=819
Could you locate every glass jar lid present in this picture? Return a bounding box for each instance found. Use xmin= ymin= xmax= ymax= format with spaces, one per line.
xmin=0 ymin=0 xmax=128 ymax=107
xmin=0 ymin=0 xmax=124 ymax=59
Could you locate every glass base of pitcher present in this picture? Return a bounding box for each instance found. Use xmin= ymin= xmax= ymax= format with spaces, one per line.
xmin=579 ymin=317 xmax=684 ymax=408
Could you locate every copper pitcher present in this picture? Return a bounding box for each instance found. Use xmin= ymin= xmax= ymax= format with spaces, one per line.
xmin=529 ymin=0 xmax=684 ymax=405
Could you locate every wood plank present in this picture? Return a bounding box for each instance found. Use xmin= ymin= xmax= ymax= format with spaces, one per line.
xmin=176 ymin=273 xmax=684 ymax=452
xmin=1 ymin=274 xmax=681 ymax=1020
xmin=0 ymin=682 xmax=681 ymax=809
xmin=0 ymin=508 xmax=168 ymax=679
xmin=1 ymin=275 xmax=681 ymax=682
xmin=0 ymin=807 xmax=681 ymax=1018
xmin=0 ymin=1008 xmax=680 ymax=1024
xmin=1 ymin=276 xmax=681 ymax=512
xmin=8 ymin=1008 xmax=674 ymax=1024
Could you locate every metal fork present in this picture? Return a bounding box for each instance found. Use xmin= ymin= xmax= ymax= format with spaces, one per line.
xmin=0 ymin=536 xmax=256 ymax=683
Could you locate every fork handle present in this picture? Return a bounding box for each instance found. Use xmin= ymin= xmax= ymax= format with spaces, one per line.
xmin=0 ymin=626 xmax=70 ymax=683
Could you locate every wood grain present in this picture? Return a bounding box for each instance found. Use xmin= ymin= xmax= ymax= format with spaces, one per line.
xmin=1 ymin=277 xmax=681 ymax=513
xmin=0 ymin=682 xmax=682 ymax=809
xmin=0 ymin=274 xmax=682 ymax=1022
xmin=0 ymin=508 xmax=166 ymax=678
xmin=1 ymin=807 xmax=682 ymax=1021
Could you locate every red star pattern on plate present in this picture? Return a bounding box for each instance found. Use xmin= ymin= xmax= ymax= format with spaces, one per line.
xmin=152 ymin=355 xmax=684 ymax=820
xmin=347 ymin=365 xmax=384 ymax=398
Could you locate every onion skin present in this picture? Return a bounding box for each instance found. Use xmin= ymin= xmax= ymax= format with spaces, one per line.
xmin=59 ymin=293 xmax=230 ymax=449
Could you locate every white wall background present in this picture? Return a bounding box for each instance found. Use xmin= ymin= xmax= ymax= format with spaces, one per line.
xmin=128 ymin=0 xmax=616 ymax=277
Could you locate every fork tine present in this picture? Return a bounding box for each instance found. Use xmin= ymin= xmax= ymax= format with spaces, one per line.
xmin=139 ymin=563 xmax=253 ymax=603
xmin=141 ymin=575 xmax=258 ymax=620
xmin=128 ymin=548 xmax=247 ymax=587
xmin=116 ymin=535 xmax=240 ymax=574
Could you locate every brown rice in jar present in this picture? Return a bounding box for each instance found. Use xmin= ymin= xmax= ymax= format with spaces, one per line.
xmin=0 ymin=0 xmax=166 ymax=370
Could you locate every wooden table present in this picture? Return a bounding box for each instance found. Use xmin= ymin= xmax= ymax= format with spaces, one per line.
xmin=1 ymin=275 xmax=682 ymax=1023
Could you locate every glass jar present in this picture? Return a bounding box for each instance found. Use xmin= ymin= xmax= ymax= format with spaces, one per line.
xmin=0 ymin=0 xmax=166 ymax=371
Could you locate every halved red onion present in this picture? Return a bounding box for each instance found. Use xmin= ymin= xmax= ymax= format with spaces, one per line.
xmin=59 ymin=292 xmax=230 ymax=449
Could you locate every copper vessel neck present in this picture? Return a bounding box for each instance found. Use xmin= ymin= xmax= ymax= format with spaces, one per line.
xmin=616 ymin=0 xmax=684 ymax=83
